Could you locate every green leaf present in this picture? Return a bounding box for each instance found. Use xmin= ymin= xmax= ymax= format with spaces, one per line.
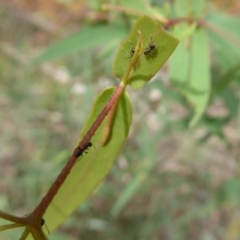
xmin=208 ymin=10 xmax=240 ymax=39
xmin=111 ymin=174 xmax=145 ymax=217
xmin=113 ymin=15 xmax=179 ymax=89
xmin=173 ymin=0 xmax=189 ymax=17
xmin=208 ymin=30 xmax=240 ymax=70
xmin=214 ymin=65 xmax=240 ymax=93
xmin=118 ymin=0 xmax=167 ymax=21
xmin=111 ymin=133 xmax=161 ymax=217
xmin=169 ymin=27 xmax=211 ymax=127
xmin=42 ymin=87 xmax=132 ymax=232
xmin=221 ymin=88 xmax=239 ymax=117
xmin=173 ymin=0 xmax=207 ymax=17
xmin=175 ymin=23 xmax=197 ymax=39
xmin=32 ymin=25 xmax=127 ymax=64
xmin=216 ymin=177 xmax=240 ymax=207
xmin=207 ymin=10 xmax=240 ymax=70
xmin=119 ymin=0 xmax=151 ymax=13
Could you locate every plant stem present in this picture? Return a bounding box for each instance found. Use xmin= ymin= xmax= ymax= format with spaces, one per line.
xmin=30 ymin=83 xmax=125 ymax=221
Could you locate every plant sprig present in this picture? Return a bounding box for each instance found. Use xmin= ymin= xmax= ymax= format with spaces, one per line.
xmin=0 ymin=15 xmax=179 ymax=239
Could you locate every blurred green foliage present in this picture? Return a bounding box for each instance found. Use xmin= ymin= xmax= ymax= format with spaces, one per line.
xmin=1 ymin=0 xmax=240 ymax=239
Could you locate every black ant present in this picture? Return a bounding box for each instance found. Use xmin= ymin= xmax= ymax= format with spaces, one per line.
xmin=75 ymin=142 xmax=93 ymax=158
xmin=41 ymin=218 xmax=45 ymax=226
xmin=144 ymin=35 xmax=157 ymax=56
xmin=144 ymin=42 xmax=156 ymax=55
xmin=130 ymin=47 xmax=135 ymax=58
xmin=41 ymin=218 xmax=50 ymax=235
xmin=126 ymin=40 xmax=136 ymax=59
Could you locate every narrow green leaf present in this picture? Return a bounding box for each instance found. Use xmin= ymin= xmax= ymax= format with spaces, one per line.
xmin=43 ymin=87 xmax=132 ymax=232
xmin=111 ymin=174 xmax=145 ymax=217
xmin=208 ymin=30 xmax=240 ymax=70
xmin=120 ymin=0 xmax=151 ymax=13
xmin=111 ymin=134 xmax=159 ymax=217
xmin=208 ymin=10 xmax=240 ymax=39
xmin=113 ymin=16 xmax=179 ymax=89
xmin=118 ymin=0 xmax=167 ymax=21
xmin=191 ymin=0 xmax=207 ymax=17
xmin=207 ymin=11 xmax=240 ymax=71
xmin=221 ymin=89 xmax=239 ymax=117
xmin=0 ymin=223 xmax=22 ymax=231
xmin=216 ymin=177 xmax=240 ymax=206
xmin=173 ymin=0 xmax=207 ymax=17
xmin=173 ymin=0 xmax=189 ymax=17
xmin=169 ymin=27 xmax=211 ymax=127
xmin=214 ymin=65 xmax=240 ymax=94
xmin=32 ymin=25 xmax=127 ymax=64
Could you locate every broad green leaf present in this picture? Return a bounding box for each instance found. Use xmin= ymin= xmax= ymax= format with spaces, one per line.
xmin=169 ymin=27 xmax=211 ymax=127
xmin=42 ymin=87 xmax=132 ymax=232
xmin=113 ymin=15 xmax=179 ymax=89
xmin=32 ymin=25 xmax=127 ymax=64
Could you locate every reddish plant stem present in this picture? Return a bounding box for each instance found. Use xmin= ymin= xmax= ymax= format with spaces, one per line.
xmin=30 ymin=84 xmax=125 ymax=221
xmin=80 ymin=84 xmax=125 ymax=147
xmin=163 ymin=17 xmax=202 ymax=30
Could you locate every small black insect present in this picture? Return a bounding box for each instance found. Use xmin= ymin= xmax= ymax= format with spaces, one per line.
xmin=41 ymin=218 xmax=45 ymax=226
xmin=143 ymin=35 xmax=158 ymax=56
xmin=75 ymin=142 xmax=93 ymax=158
xmin=126 ymin=40 xmax=136 ymax=60
xmin=126 ymin=46 xmax=135 ymax=60
xmin=144 ymin=42 xmax=156 ymax=55
xmin=41 ymin=218 xmax=50 ymax=234
xmin=130 ymin=47 xmax=135 ymax=57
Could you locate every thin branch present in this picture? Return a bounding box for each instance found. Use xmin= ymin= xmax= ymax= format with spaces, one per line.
xmin=30 ymin=84 xmax=125 ymax=220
